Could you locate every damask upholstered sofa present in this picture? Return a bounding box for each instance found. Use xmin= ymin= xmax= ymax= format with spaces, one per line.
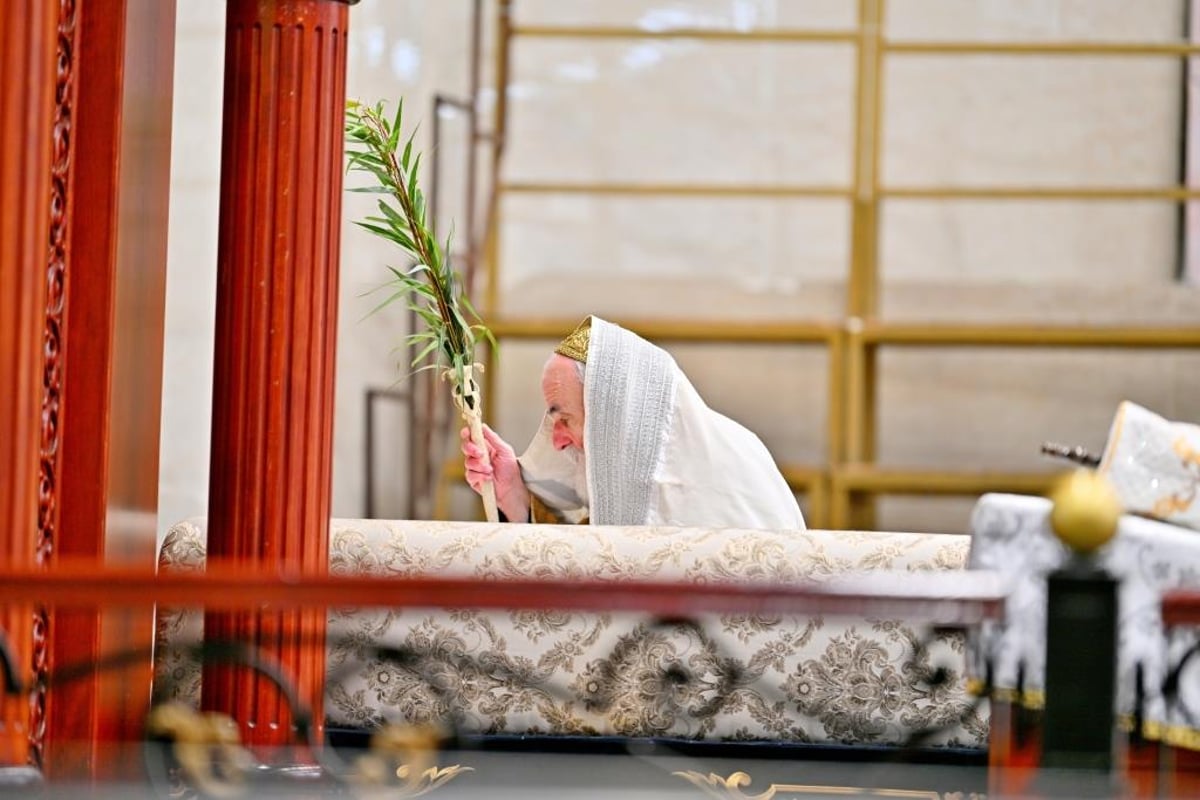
xmin=154 ymin=519 xmax=989 ymax=763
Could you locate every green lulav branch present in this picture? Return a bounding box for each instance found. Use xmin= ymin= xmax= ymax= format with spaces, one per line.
xmin=345 ymin=99 xmax=499 ymax=522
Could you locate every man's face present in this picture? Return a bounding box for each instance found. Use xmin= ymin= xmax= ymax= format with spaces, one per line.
xmin=541 ymin=354 xmax=585 ymax=451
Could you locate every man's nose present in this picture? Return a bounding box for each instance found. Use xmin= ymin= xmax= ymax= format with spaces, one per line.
xmin=551 ymin=423 xmax=572 ymax=450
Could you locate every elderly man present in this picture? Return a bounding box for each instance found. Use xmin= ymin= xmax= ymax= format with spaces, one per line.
xmin=461 ymin=316 xmax=805 ymax=530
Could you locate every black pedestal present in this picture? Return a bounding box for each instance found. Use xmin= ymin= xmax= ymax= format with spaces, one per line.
xmin=1041 ymin=560 xmax=1118 ymax=773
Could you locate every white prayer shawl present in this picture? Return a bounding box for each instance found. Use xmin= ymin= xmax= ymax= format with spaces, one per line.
xmin=519 ymin=318 xmax=805 ymax=530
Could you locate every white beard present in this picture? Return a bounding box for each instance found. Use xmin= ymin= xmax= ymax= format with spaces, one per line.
xmin=516 ymin=415 xmax=589 ymax=523
xmin=560 ymin=444 xmax=589 ymax=508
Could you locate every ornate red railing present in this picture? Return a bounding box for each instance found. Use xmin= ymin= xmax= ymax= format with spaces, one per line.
xmin=0 ymin=563 xmax=1005 ymax=624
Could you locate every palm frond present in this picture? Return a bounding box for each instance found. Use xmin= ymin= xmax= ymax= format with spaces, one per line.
xmin=344 ymin=98 xmax=492 ymax=377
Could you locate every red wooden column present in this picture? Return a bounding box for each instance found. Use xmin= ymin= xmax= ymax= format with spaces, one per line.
xmin=203 ymin=0 xmax=352 ymax=749
xmin=0 ymin=0 xmax=57 ymax=769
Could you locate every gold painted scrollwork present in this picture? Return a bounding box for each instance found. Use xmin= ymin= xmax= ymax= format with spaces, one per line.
xmin=146 ymin=705 xmax=472 ymax=799
xmin=349 ymin=722 xmax=473 ymax=799
xmin=674 ymin=770 xmax=778 ymax=800
xmin=146 ymin=702 xmax=256 ymax=799
xmin=672 ymin=770 xmax=982 ymax=800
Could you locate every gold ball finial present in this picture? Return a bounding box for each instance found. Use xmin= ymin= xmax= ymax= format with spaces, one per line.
xmin=1048 ymin=470 xmax=1122 ymax=554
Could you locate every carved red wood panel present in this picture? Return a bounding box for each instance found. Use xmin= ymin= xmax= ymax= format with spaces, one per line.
xmin=31 ymin=0 xmax=87 ymax=768
xmin=0 ymin=0 xmax=58 ymax=770
xmin=39 ymin=0 xmax=81 ymax=774
xmin=204 ymin=0 xmax=351 ymax=749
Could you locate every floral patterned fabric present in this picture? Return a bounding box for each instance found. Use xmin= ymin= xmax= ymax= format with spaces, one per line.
xmin=967 ymin=493 xmax=1200 ymax=748
xmin=156 ymin=519 xmax=987 ymax=749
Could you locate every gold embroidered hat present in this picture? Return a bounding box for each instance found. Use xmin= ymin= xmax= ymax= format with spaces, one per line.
xmin=554 ymin=316 xmax=592 ymax=363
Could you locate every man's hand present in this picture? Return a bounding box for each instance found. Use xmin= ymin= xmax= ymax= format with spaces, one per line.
xmin=460 ymin=425 xmax=530 ymax=522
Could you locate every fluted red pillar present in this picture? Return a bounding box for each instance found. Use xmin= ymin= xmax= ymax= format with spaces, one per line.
xmin=202 ymin=0 xmax=351 ymax=749
xmin=0 ymin=0 xmax=57 ymax=769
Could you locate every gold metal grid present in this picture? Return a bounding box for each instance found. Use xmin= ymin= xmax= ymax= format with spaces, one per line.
xmin=500 ymin=182 xmax=853 ymax=198
xmin=457 ymin=0 xmax=1200 ymax=530
xmin=511 ymin=25 xmax=859 ymax=44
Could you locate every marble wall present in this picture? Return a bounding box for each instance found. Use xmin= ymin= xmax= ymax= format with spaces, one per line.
xmin=159 ymin=0 xmax=1200 ymax=539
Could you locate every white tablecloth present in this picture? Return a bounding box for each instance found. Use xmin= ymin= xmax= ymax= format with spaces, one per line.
xmin=967 ymin=493 xmax=1200 ymax=748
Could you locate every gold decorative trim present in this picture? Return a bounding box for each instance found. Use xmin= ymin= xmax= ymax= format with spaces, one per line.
xmin=672 ymin=770 xmax=982 ymax=800
xmin=1150 ymin=437 xmax=1200 ymax=517
xmin=351 ymin=763 xmax=474 ymax=799
xmin=145 ymin=705 xmax=474 ymax=798
xmin=1132 ymin=717 xmax=1200 ymax=753
xmin=146 ymin=702 xmax=256 ymax=798
xmin=979 ymin=685 xmax=1045 ymax=711
xmin=1096 ymin=401 xmax=1128 ymax=476
xmin=350 ymin=722 xmax=474 ymax=798
xmin=554 ymin=316 xmax=592 ymax=363
xmin=975 ymin=702 xmax=1200 ymax=754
